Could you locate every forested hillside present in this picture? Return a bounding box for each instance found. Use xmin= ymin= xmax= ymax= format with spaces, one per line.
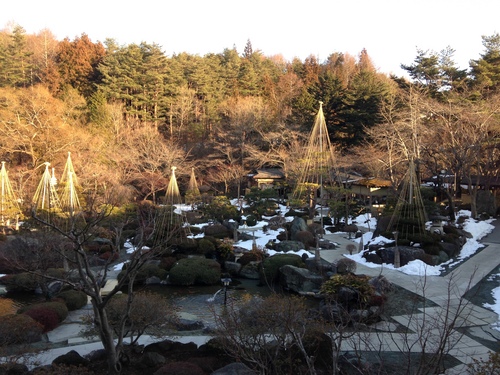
xmin=1 ymin=25 xmax=500 ymax=212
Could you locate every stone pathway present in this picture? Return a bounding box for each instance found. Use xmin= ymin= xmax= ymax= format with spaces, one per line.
xmin=321 ymin=228 xmax=500 ymax=374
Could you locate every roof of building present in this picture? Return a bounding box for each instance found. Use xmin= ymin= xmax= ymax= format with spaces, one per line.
xmin=253 ymin=169 xmax=285 ymax=179
xmin=350 ymin=177 xmax=393 ymax=188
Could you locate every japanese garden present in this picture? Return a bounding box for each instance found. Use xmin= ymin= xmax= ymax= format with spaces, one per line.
xmin=0 ymin=25 xmax=500 ymax=374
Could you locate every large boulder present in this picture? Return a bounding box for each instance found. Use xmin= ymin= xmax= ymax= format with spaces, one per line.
xmin=274 ymin=240 xmax=304 ymax=252
xmin=439 ymin=242 xmax=461 ymax=258
xmin=224 ymin=261 xmax=242 ymax=276
xmin=378 ymin=246 xmax=426 ymax=266
xmin=267 ymin=215 xmax=287 ymax=230
xmin=138 ymin=351 xmax=166 ymax=368
xmin=279 ymin=265 xmax=323 ymax=294
xmin=290 ymin=216 xmax=308 ymax=240
xmin=53 ymin=350 xmax=90 ymax=367
xmin=239 ymin=261 xmax=260 ymax=280
xmin=363 ymin=246 xmax=426 ymax=267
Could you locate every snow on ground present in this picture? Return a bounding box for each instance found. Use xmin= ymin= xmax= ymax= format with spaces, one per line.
xmin=345 ymin=210 xmax=495 ymax=277
xmin=115 ymin=204 xmax=500 ymax=329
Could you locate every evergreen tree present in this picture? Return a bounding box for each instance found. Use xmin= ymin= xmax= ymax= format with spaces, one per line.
xmin=98 ymin=42 xmax=169 ymax=128
xmin=243 ymin=39 xmax=253 ymax=58
xmin=470 ymin=33 xmax=500 ymax=93
xmin=339 ymin=70 xmax=388 ymax=147
xmin=0 ymin=25 xmax=32 ymax=87
xmin=219 ymin=47 xmax=241 ymax=96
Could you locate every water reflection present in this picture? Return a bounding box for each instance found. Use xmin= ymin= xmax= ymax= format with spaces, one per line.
xmin=140 ymin=279 xmax=273 ymax=327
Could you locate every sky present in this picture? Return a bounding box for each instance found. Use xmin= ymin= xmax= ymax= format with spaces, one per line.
xmin=1 ymin=0 xmax=499 ymax=77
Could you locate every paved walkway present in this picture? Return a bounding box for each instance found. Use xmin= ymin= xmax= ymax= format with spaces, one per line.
xmin=322 ymin=227 xmax=500 ymax=374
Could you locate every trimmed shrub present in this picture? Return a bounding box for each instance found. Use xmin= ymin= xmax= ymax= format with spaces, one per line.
xmin=153 ymin=361 xmax=205 ymax=375
xmin=18 ymin=301 xmax=68 ymax=322
xmin=45 ymin=268 xmax=66 ymax=279
xmin=336 ymin=258 xmax=357 ymax=274
xmin=198 ymin=238 xmax=216 ymax=255
xmin=216 ymin=238 xmax=234 ymax=260
xmin=176 ymin=240 xmax=199 ymax=254
xmin=56 ymin=290 xmax=88 ymax=311
xmin=23 ymin=307 xmax=60 ymax=332
xmin=5 ymin=272 xmax=38 ymax=293
xmin=260 ymin=254 xmax=305 ymax=285
xmin=203 ymin=224 xmax=231 ymax=239
xmin=118 ymin=263 xmax=168 ymax=285
xmin=321 ymin=274 xmax=375 ymax=307
xmin=244 ymin=214 xmax=257 ymax=227
xmin=0 ymin=314 xmax=43 ymax=344
xmin=168 ymin=258 xmax=221 ymax=286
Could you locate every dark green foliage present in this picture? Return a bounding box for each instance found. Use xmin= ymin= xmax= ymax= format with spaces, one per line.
xmin=135 ymin=263 xmax=168 ymax=284
xmin=46 ymin=268 xmax=66 ymax=279
xmin=197 ymin=238 xmax=216 ymax=255
xmin=216 ymin=238 xmax=234 ymax=261
xmin=118 ymin=263 xmax=168 ymax=285
xmin=470 ymin=33 xmax=500 ymax=92
xmin=5 ymin=272 xmax=38 ymax=292
xmin=244 ymin=214 xmax=257 ymax=227
xmin=202 ymin=196 xmax=239 ymax=223
xmin=23 ymin=307 xmax=60 ymax=332
xmin=203 ymin=224 xmax=231 ymax=239
xmin=0 ymin=314 xmax=43 ymax=345
xmin=175 ymin=240 xmax=199 ymax=254
xmin=56 ymin=290 xmax=88 ymax=310
xmin=168 ymin=257 xmax=221 ymax=286
xmin=153 ymin=361 xmax=205 ymax=375
xmin=260 ymin=254 xmax=305 ymax=284
xmin=18 ymin=301 xmax=68 ymax=322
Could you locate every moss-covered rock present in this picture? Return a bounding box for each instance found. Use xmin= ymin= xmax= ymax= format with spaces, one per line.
xmin=260 ymin=254 xmax=305 ymax=285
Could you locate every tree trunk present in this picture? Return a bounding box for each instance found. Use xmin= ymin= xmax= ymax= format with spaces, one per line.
xmin=92 ymin=300 xmax=121 ymax=374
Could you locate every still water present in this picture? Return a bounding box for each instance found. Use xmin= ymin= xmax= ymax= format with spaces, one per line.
xmin=138 ymin=278 xmax=274 ymax=328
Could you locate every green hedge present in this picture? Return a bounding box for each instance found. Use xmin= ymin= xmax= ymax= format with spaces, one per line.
xmin=168 ymin=257 xmax=221 ymax=286
xmin=56 ymin=290 xmax=88 ymax=310
xmin=118 ymin=263 xmax=168 ymax=285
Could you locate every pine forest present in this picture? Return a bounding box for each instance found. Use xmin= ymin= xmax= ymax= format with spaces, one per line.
xmin=1 ymin=25 xmax=500 ymax=213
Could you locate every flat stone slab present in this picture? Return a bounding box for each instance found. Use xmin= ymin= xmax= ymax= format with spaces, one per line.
xmin=101 ymin=279 xmax=118 ymax=296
